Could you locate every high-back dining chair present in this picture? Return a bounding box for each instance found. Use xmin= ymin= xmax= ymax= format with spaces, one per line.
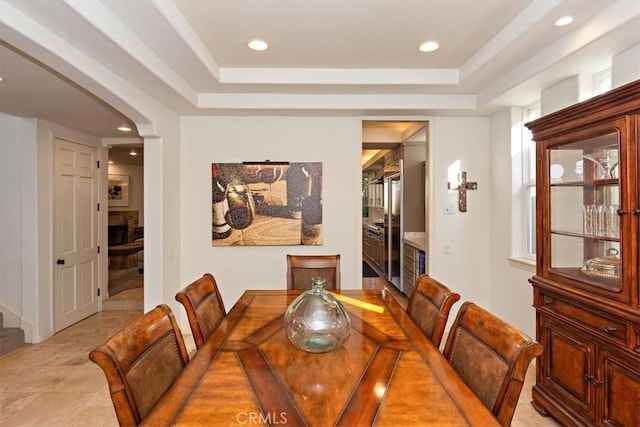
xmin=175 ymin=273 xmax=226 ymax=349
xmin=442 ymin=302 xmax=543 ymax=426
xmin=89 ymin=304 xmax=189 ymax=426
xmin=286 ymin=254 xmax=341 ymax=290
xmin=406 ymin=274 xmax=461 ymax=349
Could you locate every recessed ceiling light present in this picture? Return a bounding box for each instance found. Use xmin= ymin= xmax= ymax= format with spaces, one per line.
xmin=108 ymin=159 xmax=114 ymax=164
xmin=418 ymin=40 xmax=440 ymax=53
xmin=0 ymin=76 xmax=3 ymax=82
xmin=248 ymin=39 xmax=268 ymax=51
xmin=118 ymin=126 xmax=132 ymax=132
xmin=554 ymin=16 xmax=574 ymax=27
xmin=129 ymin=148 xmax=138 ymax=156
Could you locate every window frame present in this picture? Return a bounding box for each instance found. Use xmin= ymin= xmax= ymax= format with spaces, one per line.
xmin=512 ymin=70 xmax=612 ymax=269
xmin=522 ymin=101 xmax=540 ymax=260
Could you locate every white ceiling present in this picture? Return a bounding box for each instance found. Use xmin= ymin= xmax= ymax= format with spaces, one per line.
xmin=0 ymin=0 xmax=639 ymax=138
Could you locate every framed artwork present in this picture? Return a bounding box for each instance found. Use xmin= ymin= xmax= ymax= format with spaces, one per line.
xmin=108 ymin=174 xmax=130 ymax=207
xmin=212 ymin=162 xmax=323 ymax=246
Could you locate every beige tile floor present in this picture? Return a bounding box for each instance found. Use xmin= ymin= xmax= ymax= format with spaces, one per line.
xmin=102 ymin=287 xmax=143 ymax=312
xmin=0 ymin=289 xmax=561 ymax=426
xmin=0 ymin=309 xmax=143 ymax=426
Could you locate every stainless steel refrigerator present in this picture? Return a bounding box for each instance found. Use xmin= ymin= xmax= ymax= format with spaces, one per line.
xmin=383 ymin=162 xmax=402 ymax=289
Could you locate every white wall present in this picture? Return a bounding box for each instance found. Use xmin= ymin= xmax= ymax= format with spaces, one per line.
xmin=1 ymin=108 xmax=533 ymax=342
xmin=488 ymin=108 xmax=537 ymax=337
xmin=0 ymin=87 xmax=183 ymax=333
xmin=177 ymin=115 xmax=500 ymax=335
xmin=541 ymin=76 xmax=580 ymax=116
xmin=428 ymin=117 xmax=492 ymax=321
xmin=612 ymin=44 xmax=640 ymax=88
xmin=0 ymin=113 xmax=37 ymax=341
xmin=141 ymin=118 xmax=182 ymax=313
xmin=0 ymin=108 xmax=550 ymax=342
xmin=179 ymin=116 xmax=360 ymax=310
xmin=0 ymin=114 xmax=104 ymax=342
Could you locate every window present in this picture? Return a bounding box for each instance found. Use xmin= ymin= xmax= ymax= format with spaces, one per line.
xmin=517 ymin=71 xmax=610 ymax=263
xmin=523 ymin=102 xmax=541 ymax=258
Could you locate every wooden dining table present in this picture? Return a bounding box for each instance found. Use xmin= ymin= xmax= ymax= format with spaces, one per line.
xmin=141 ymin=289 xmax=500 ymax=426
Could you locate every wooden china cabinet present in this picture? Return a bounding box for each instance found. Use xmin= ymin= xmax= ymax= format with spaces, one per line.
xmin=526 ymin=80 xmax=640 ymax=426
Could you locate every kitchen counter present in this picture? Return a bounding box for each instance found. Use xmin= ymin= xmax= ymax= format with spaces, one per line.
xmin=403 ymin=232 xmax=426 ymax=252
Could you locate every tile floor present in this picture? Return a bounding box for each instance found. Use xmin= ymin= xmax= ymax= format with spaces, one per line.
xmin=107 ymin=267 xmax=143 ymax=297
xmin=102 ymin=287 xmax=143 ymax=312
xmin=0 ymin=310 xmax=143 ymax=426
xmin=0 ymin=279 xmax=561 ymax=426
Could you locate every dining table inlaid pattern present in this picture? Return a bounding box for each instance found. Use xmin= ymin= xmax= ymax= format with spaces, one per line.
xmin=141 ymin=290 xmax=499 ymax=426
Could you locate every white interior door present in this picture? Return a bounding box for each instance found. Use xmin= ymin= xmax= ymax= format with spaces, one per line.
xmin=54 ymin=138 xmax=99 ymax=331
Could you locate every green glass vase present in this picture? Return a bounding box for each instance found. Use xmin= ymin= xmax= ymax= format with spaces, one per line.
xmin=284 ymin=277 xmax=351 ymax=353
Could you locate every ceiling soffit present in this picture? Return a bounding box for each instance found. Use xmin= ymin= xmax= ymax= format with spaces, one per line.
xmin=1 ymin=0 xmax=639 ymax=131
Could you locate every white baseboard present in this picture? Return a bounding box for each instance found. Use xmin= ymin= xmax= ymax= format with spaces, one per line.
xmin=0 ymin=302 xmax=35 ymax=343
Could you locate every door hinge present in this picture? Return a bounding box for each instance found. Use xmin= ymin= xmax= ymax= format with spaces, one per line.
xmin=97 ymin=203 xmax=100 ymax=211
xmin=97 ymin=160 xmax=100 ymax=169
xmin=97 ymin=288 xmax=101 ymax=297
xmin=97 ymin=246 xmax=101 ymax=254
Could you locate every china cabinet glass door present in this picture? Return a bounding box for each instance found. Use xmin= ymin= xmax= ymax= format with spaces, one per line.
xmin=548 ymin=130 xmax=622 ymax=294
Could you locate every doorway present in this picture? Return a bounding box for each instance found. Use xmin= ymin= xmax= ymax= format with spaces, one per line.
xmin=53 ymin=138 xmax=100 ymax=331
xmin=361 ymin=120 xmax=428 ymax=298
xmin=105 ymin=145 xmax=144 ymax=310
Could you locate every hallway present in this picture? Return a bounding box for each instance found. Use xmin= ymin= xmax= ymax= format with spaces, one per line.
xmin=104 ymin=267 xmax=143 ymax=312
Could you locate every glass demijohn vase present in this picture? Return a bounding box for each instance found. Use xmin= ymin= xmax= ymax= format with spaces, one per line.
xmin=284 ymin=277 xmax=351 ymax=353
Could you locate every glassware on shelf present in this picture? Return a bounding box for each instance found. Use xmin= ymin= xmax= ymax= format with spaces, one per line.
xmin=610 ymin=161 xmax=619 ymax=179
xmin=581 ymin=248 xmax=620 ymax=283
xmin=284 ymin=277 xmax=351 ymax=353
xmin=607 ymin=204 xmax=619 ymax=238
xmin=582 ymin=149 xmax=618 ymax=179
xmin=596 ymin=204 xmax=608 ymax=236
xmin=587 ymin=204 xmax=620 ymax=238
xmin=583 ymin=204 xmax=596 ymax=235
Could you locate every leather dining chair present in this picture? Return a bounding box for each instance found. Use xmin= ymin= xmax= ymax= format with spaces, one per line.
xmin=89 ymin=304 xmax=190 ymax=426
xmin=406 ymin=274 xmax=461 ymax=349
xmin=286 ymin=254 xmax=341 ymax=290
xmin=175 ymin=273 xmax=227 ymax=350
xmin=442 ymin=301 xmax=543 ymax=426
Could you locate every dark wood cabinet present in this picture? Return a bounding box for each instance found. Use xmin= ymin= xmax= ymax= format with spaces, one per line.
xmin=599 ymin=349 xmax=640 ymax=426
xmin=526 ymin=80 xmax=640 ymax=426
